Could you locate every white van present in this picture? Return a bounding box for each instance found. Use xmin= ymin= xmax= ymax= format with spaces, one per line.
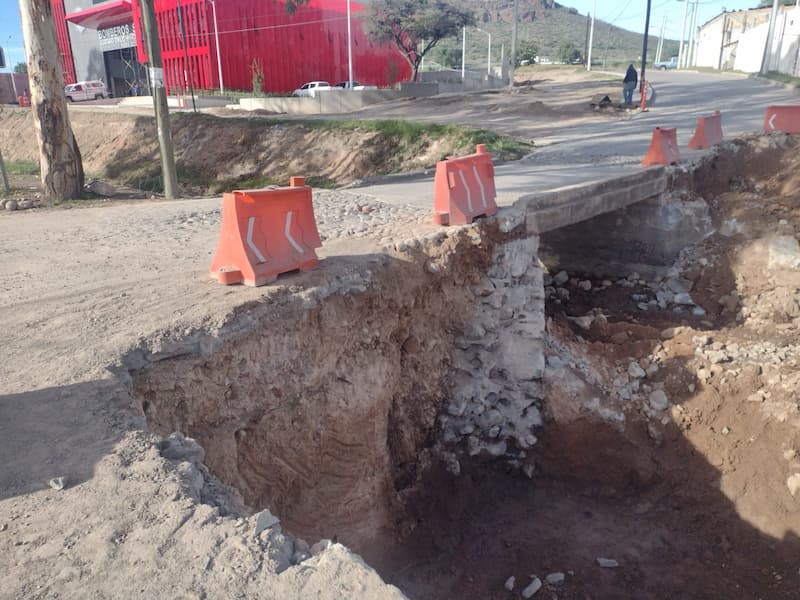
xmin=64 ymin=80 xmax=109 ymax=102
xmin=291 ymin=81 xmax=331 ymax=97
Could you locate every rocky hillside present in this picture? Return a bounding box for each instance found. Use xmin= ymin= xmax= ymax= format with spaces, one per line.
xmin=433 ymin=0 xmax=678 ymax=69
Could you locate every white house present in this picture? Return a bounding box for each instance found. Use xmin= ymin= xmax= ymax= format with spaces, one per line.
xmin=694 ymin=4 xmax=800 ymax=75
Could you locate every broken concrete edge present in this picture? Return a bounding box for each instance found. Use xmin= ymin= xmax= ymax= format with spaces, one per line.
xmin=111 ymin=210 xmax=530 ymax=380
xmin=517 ymin=167 xmax=667 ymax=234
xmin=95 ymin=210 xmax=535 ymax=595
xmin=666 ymin=134 xmax=800 ymax=196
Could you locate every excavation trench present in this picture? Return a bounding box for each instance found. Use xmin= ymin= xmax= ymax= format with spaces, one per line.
xmin=131 ymin=136 xmax=800 ymax=599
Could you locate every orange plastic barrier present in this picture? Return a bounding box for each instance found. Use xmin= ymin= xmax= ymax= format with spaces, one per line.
xmin=642 ymin=127 xmax=680 ymax=167
xmin=688 ymin=110 xmax=723 ymax=149
xmin=433 ymin=144 xmax=498 ymax=226
xmin=763 ymin=105 xmax=800 ymax=135
xmin=209 ymin=176 xmax=322 ymax=286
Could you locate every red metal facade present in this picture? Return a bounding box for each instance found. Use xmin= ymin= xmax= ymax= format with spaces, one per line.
xmin=58 ymin=0 xmax=409 ymax=94
xmin=155 ymin=0 xmax=213 ymax=93
xmin=130 ymin=0 xmax=409 ymax=93
xmin=208 ymin=0 xmax=410 ymax=93
xmin=51 ymin=0 xmax=77 ymax=84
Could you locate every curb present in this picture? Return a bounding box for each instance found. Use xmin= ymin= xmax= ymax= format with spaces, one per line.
xmin=751 ymin=75 xmax=800 ymax=95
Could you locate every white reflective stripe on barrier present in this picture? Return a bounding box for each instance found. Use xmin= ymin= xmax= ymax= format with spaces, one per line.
xmin=246 ymin=216 xmax=267 ymax=263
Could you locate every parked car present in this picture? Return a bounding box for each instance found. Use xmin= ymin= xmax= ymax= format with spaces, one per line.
xmin=654 ymin=56 xmax=679 ymax=70
xmin=64 ymin=80 xmax=109 ymax=102
xmin=291 ymin=81 xmax=331 ymax=97
xmin=332 ymin=80 xmax=377 ymax=90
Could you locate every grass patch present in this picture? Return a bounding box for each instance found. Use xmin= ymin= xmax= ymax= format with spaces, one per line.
xmin=5 ymin=161 xmax=40 ymax=176
xmin=289 ymin=118 xmax=532 ymax=160
xmin=109 ymin=113 xmax=531 ymax=194
xmin=760 ymin=71 xmax=800 ymax=88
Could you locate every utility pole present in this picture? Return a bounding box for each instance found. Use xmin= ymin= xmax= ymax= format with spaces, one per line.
xmin=461 ymin=26 xmax=466 ymax=80
xmin=346 ymin=0 xmax=353 ymax=88
xmin=687 ymin=1 xmax=698 ymax=68
xmin=509 ymin=0 xmax=518 ymax=88
xmin=209 ymin=0 xmax=224 ymax=93
xmin=678 ymin=0 xmax=689 ymax=68
xmin=640 ymin=0 xmax=652 ymax=106
xmin=140 ymin=0 xmax=177 ymax=199
xmin=584 ymin=13 xmax=591 ymax=68
xmin=0 ymin=149 xmax=9 ymax=195
xmin=656 ymin=15 xmax=666 ymax=63
xmin=718 ymin=13 xmax=728 ymax=70
xmin=176 ymin=0 xmax=196 ymax=112
xmin=760 ymin=0 xmax=781 ymax=74
xmin=587 ymin=0 xmax=596 ymax=71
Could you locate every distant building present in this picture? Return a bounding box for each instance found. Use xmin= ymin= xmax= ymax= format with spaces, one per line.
xmin=694 ymin=5 xmax=800 ymax=75
xmin=50 ymin=0 xmax=410 ymax=98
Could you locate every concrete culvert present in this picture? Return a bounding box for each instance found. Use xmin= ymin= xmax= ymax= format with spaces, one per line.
xmin=131 ymin=136 xmax=800 ymax=599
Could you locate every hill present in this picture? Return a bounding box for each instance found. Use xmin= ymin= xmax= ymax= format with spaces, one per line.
xmin=428 ymin=0 xmax=679 ymax=71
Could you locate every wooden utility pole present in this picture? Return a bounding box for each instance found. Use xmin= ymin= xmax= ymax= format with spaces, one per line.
xmin=18 ymin=0 xmax=83 ymax=200
xmin=140 ymin=0 xmax=178 ymax=198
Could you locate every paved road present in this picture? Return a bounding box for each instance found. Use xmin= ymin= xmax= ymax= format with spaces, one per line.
xmin=354 ymin=71 xmax=799 ymax=208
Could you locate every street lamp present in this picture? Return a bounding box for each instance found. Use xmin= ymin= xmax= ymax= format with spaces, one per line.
xmin=209 ymin=0 xmax=224 ymax=93
xmin=475 ymin=27 xmax=492 ymax=75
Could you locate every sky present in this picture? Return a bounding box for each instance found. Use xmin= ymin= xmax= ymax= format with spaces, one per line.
xmin=559 ymin=0 xmax=769 ymax=40
xmin=1 ymin=2 xmax=23 ymax=73
xmin=0 ymin=0 xmax=776 ymax=72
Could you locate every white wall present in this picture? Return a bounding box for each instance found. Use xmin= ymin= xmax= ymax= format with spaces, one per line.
xmin=695 ymin=7 xmax=800 ymax=75
xmin=695 ymin=17 xmax=725 ymax=69
xmin=735 ymin=21 xmax=770 ymax=73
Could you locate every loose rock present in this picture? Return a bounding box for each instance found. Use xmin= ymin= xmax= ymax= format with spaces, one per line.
xmin=545 ymin=572 xmax=565 ymax=585
xmin=254 ymin=509 xmax=280 ymax=535
xmin=503 ymin=576 xmax=515 ymax=591
xmin=648 ymin=389 xmax=669 ymax=411
xmin=787 ymin=473 xmax=800 ymax=496
xmin=48 ymin=477 xmax=67 ymax=491
xmin=628 ymin=362 xmax=646 ymax=379
xmin=553 ymin=270 xmax=569 ymax=285
xmin=596 ymin=557 xmax=619 ymax=568
xmin=521 ymin=576 xmax=542 ymax=598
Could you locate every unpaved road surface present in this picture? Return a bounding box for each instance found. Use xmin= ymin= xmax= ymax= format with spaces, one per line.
xmin=2 ymin=70 xmax=799 ymax=600
xmin=0 ymin=190 xmax=430 ymax=600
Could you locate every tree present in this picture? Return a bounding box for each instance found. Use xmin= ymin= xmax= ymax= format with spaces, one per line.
xmin=19 ymin=0 xmax=83 ymax=200
xmin=364 ymin=0 xmax=475 ymax=82
xmin=558 ymin=42 xmax=582 ymax=64
xmin=431 ymin=45 xmax=462 ymax=69
xmin=517 ymin=40 xmax=538 ymax=66
xmin=13 ymin=62 xmax=27 ymax=74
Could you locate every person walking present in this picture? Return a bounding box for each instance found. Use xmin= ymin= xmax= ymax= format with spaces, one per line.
xmin=623 ymin=64 xmax=638 ymax=105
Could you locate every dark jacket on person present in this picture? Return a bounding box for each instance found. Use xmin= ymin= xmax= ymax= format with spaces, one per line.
xmin=624 ymin=65 xmax=638 ymax=86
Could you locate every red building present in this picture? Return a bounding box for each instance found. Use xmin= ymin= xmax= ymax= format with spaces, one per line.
xmin=52 ymin=0 xmax=410 ymax=97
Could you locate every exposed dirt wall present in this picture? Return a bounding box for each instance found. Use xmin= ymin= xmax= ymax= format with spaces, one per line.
xmin=130 ymin=220 xmax=539 ymax=550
